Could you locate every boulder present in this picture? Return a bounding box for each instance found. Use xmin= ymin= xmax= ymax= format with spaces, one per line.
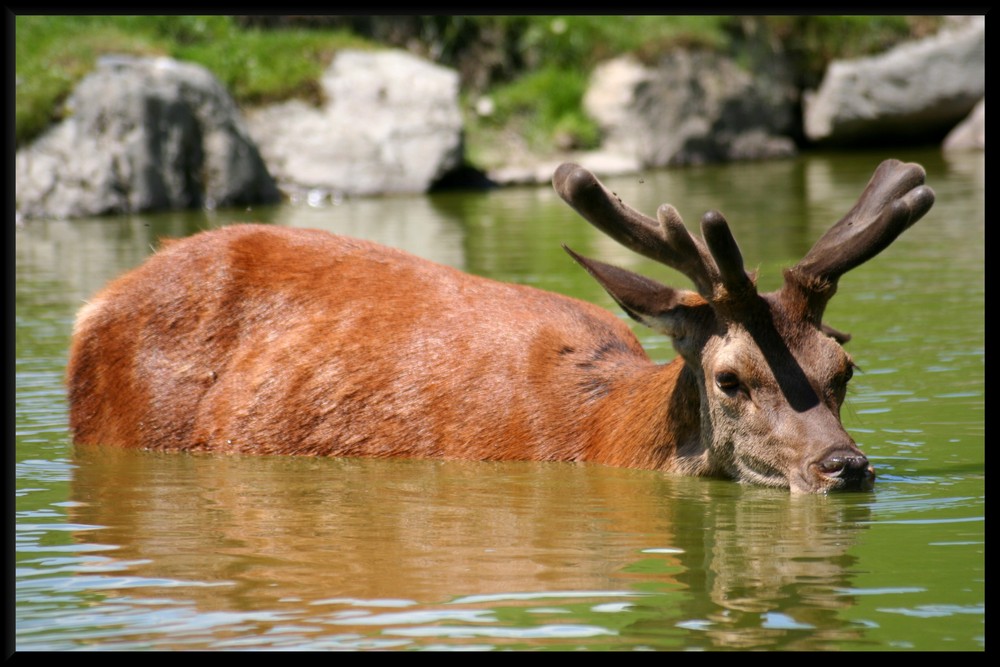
xmin=583 ymin=51 xmax=797 ymax=168
xmin=245 ymin=49 xmax=464 ymax=199
xmin=804 ymin=18 xmax=985 ymax=146
xmin=16 ymin=55 xmax=280 ymax=220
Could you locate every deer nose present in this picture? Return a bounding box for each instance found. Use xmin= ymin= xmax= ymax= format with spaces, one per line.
xmin=817 ymin=453 xmax=875 ymax=490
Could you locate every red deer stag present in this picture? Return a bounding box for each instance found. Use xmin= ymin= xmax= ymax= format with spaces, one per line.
xmin=67 ymin=160 xmax=934 ymax=493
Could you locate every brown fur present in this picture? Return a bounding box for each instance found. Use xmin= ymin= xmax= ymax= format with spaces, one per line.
xmin=68 ymin=225 xmax=697 ymax=471
xmin=69 ymin=158 xmax=931 ymax=493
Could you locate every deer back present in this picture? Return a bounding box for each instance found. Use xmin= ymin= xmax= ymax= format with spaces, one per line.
xmin=67 ymin=224 xmax=694 ymax=464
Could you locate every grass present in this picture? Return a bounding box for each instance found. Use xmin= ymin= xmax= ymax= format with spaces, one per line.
xmin=15 ymin=15 xmax=942 ymax=159
xmin=15 ymin=16 xmax=373 ymax=145
xmin=16 ymin=17 xmax=165 ymax=144
xmin=170 ymin=26 xmax=374 ymax=106
xmin=508 ymin=16 xmax=729 ymax=69
xmin=470 ymin=66 xmax=599 ymax=154
xmin=745 ymin=15 xmax=942 ymax=87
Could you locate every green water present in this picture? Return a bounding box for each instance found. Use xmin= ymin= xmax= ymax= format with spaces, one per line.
xmin=15 ymin=149 xmax=984 ymax=650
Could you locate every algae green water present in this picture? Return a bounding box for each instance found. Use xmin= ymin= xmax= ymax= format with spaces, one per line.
xmin=15 ymin=149 xmax=983 ymax=650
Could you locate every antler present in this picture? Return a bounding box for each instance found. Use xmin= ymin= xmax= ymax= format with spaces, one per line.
xmin=552 ymin=163 xmax=754 ymax=303
xmin=783 ymin=159 xmax=935 ymax=319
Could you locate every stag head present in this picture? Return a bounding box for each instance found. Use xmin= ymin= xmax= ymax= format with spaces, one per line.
xmin=554 ymin=160 xmax=934 ymax=493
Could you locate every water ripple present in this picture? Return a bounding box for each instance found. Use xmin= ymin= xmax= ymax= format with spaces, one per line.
xmin=877 ymin=603 xmax=984 ymax=619
xmin=451 ymin=590 xmax=642 ymax=605
xmin=385 ymin=623 xmax=617 ymax=639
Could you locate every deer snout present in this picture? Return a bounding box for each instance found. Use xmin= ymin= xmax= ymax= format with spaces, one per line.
xmin=814 ymin=451 xmax=875 ymax=491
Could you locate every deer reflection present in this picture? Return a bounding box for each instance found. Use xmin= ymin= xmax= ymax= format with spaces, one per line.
xmin=69 ymin=447 xmax=871 ymax=649
xmin=659 ymin=488 xmax=875 ymax=650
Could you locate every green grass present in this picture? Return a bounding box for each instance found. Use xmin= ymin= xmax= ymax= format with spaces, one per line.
xmin=15 ymin=16 xmax=373 ymax=145
xmin=509 ymin=16 xmax=729 ymax=68
xmin=171 ymin=27 xmax=374 ymax=106
xmin=16 ymin=15 xmax=940 ymax=157
xmin=16 ymin=17 xmax=164 ymax=144
xmin=460 ymin=16 xmax=730 ymax=161
xmin=748 ymin=15 xmax=941 ymax=87
xmin=479 ymin=66 xmax=598 ymax=149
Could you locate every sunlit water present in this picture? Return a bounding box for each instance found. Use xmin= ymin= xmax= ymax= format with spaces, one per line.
xmin=15 ymin=149 xmax=984 ymax=651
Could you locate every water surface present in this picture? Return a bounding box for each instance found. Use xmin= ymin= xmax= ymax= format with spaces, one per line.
xmin=15 ymin=149 xmax=984 ymax=650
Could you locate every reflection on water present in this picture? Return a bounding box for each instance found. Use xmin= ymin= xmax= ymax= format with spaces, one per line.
xmin=61 ymin=449 xmax=873 ymax=650
xmin=16 ymin=150 xmax=983 ymax=650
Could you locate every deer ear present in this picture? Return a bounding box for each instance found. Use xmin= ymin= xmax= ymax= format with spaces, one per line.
xmin=820 ymin=323 xmax=852 ymax=345
xmin=564 ymin=246 xmax=710 ymax=340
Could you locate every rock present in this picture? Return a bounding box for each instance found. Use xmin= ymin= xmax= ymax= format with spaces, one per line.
xmin=804 ymin=17 xmax=985 ymax=146
xmin=246 ymin=49 xmax=464 ymax=198
xmin=943 ymin=98 xmax=984 ymax=151
xmin=583 ymin=51 xmax=797 ymax=168
xmin=16 ymin=55 xmax=280 ymax=220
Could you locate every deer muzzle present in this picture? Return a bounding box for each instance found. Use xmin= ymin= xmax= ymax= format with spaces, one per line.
xmin=814 ymin=451 xmax=875 ymax=491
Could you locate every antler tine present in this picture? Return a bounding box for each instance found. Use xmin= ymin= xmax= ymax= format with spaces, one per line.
xmin=788 ymin=160 xmax=935 ymax=307
xmin=701 ymin=210 xmax=755 ymax=300
xmin=553 ymin=163 xmax=716 ymax=298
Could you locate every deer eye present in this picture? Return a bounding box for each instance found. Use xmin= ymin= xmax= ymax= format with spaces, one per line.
xmin=715 ymin=371 xmax=741 ymax=394
xmin=841 ymin=361 xmax=860 ymax=385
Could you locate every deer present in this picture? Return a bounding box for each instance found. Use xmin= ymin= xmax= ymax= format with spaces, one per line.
xmin=66 ymin=159 xmax=934 ymax=493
